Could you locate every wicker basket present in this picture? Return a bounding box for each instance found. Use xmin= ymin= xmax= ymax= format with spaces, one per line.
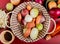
xmin=10 ymin=2 xmax=50 ymax=42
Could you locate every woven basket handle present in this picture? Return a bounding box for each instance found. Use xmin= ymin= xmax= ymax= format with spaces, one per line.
xmin=47 ymin=18 xmax=56 ymax=34
xmin=6 ymin=12 xmax=12 ymax=29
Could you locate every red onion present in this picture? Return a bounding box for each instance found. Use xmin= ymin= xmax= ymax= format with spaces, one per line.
xmin=35 ymin=0 xmax=44 ymax=5
xmin=49 ymin=8 xmax=60 ymax=19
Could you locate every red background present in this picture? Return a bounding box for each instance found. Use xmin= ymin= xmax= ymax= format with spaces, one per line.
xmin=0 ymin=0 xmax=60 ymax=44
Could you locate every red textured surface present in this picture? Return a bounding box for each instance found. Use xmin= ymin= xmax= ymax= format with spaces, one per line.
xmin=0 ymin=0 xmax=60 ymax=44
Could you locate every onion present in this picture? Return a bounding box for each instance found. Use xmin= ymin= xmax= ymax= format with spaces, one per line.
xmin=25 ymin=15 xmax=33 ymax=22
xmin=49 ymin=8 xmax=60 ymax=19
xmin=40 ymin=15 xmax=45 ymax=23
xmin=10 ymin=0 xmax=20 ymax=5
xmin=30 ymin=28 xmax=38 ymax=40
xmin=35 ymin=0 xmax=44 ymax=5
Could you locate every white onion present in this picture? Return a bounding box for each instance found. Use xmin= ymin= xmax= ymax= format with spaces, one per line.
xmin=25 ymin=14 xmax=33 ymax=22
xmin=30 ymin=28 xmax=38 ymax=40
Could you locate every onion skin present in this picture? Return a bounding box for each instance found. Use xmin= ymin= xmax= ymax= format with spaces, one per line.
xmin=49 ymin=8 xmax=60 ymax=19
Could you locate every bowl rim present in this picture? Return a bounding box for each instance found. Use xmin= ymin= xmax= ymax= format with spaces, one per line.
xmin=0 ymin=30 xmax=15 ymax=44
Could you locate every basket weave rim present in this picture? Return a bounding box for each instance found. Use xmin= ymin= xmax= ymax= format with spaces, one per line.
xmin=10 ymin=1 xmax=50 ymax=42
